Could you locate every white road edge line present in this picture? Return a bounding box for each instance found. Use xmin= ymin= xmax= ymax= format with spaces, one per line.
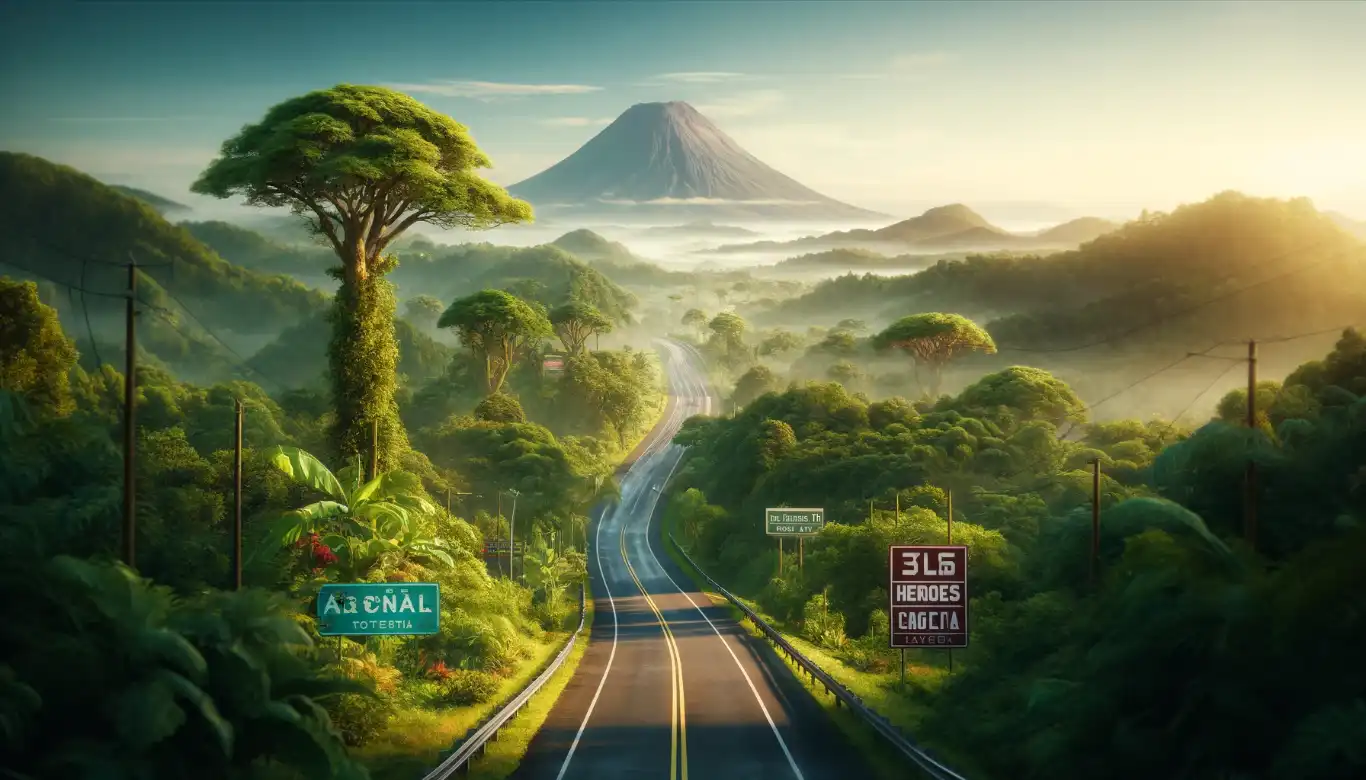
xmin=643 ymin=345 xmax=807 ymax=780
xmin=554 ymin=494 xmax=622 ymax=779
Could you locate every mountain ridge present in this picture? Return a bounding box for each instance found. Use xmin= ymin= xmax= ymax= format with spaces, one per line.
xmin=509 ymin=101 xmax=886 ymax=222
xmin=705 ymin=205 xmax=1121 ymax=254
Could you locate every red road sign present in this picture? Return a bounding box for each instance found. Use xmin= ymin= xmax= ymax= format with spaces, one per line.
xmin=888 ymin=545 xmax=968 ymax=649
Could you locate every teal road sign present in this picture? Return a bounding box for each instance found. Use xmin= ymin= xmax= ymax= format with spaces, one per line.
xmin=765 ymin=507 xmax=826 ymax=536
xmin=317 ymin=582 xmax=440 ymax=637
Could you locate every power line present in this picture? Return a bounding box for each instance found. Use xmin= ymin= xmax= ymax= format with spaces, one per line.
xmin=996 ymin=244 xmax=1363 ymax=355
xmin=19 ymin=233 xmax=174 ymax=270
xmin=78 ymin=256 xmax=107 ymax=371
xmin=2 ymin=255 xmax=289 ymax=391
xmin=144 ymin=284 xmax=288 ymax=391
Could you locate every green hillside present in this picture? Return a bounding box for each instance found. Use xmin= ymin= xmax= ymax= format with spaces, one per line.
xmin=0 ymin=153 xmax=331 ymax=381
xmin=390 ymin=242 xmax=638 ymax=322
xmin=757 ymin=192 xmax=1366 ymax=351
xmin=110 ymin=184 xmax=189 ymax=213
xmin=550 ymin=229 xmax=695 ymax=287
xmin=180 ymin=220 xmax=335 ymax=278
xmin=0 ymin=153 xmax=328 ymax=335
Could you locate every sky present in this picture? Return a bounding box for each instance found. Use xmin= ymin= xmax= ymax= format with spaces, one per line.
xmin=2 ymin=0 xmax=1365 ymax=223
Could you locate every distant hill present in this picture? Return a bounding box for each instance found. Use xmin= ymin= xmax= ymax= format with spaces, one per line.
xmin=181 ymin=220 xmax=334 ymax=279
xmin=388 ymin=242 xmax=637 ymax=323
xmin=549 ymin=229 xmax=694 ymax=287
xmin=1033 ymin=216 xmax=1122 ymax=243
xmin=708 ymin=204 xmax=1120 ymax=255
xmin=509 ymin=101 xmax=886 ymax=223
xmin=110 ymin=185 xmax=189 ymax=214
xmin=639 ymin=221 xmax=760 ymax=239
xmin=1327 ymin=211 xmax=1366 ymax=240
xmin=0 ymin=153 xmax=328 ymax=380
xmin=754 ymin=191 xmax=1366 ymax=353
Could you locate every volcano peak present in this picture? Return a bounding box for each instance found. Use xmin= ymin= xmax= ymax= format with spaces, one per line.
xmin=509 ymin=101 xmax=884 ymax=222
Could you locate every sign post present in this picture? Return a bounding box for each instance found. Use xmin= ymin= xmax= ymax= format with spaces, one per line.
xmin=889 ymin=545 xmax=968 ymax=657
xmin=317 ymin=582 xmax=441 ymax=638
xmin=767 ymin=508 xmax=823 ymax=578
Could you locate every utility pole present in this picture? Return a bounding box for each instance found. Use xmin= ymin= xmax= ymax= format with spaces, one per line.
xmin=122 ymin=255 xmax=138 ymax=568
xmin=370 ymin=418 xmax=380 ymax=481
xmin=233 ymin=399 xmax=244 ymax=590
xmin=507 ymin=489 xmax=521 ymax=583
xmin=1245 ymin=339 xmax=1258 ymax=550
xmin=946 ymin=489 xmax=953 ymax=543
xmin=1090 ymin=459 xmax=1100 ymax=589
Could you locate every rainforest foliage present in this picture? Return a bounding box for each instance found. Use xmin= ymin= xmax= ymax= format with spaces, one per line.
xmin=0 ymin=194 xmax=658 ymax=776
xmin=666 ymin=327 xmax=1366 ymax=779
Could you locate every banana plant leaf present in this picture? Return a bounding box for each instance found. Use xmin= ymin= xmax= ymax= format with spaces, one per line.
xmin=267 ymin=446 xmax=346 ymax=502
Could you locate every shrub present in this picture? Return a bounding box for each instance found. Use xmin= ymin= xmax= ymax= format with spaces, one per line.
xmin=801 ymin=590 xmax=847 ymax=648
xmin=326 ymin=690 xmax=396 ymax=747
xmin=441 ymin=669 xmax=501 ymax=706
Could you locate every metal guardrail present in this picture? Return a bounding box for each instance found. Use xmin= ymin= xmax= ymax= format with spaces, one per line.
xmin=668 ymin=534 xmax=970 ymax=780
xmin=420 ymin=582 xmax=588 ymax=779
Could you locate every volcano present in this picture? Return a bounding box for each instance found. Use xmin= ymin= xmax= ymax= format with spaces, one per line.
xmin=509 ymin=101 xmax=886 ymax=222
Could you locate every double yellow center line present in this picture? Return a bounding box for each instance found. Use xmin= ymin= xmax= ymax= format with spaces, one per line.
xmin=619 ymin=524 xmax=689 ymax=780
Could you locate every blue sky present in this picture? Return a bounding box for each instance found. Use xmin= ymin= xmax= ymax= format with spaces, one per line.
xmin=3 ymin=0 xmax=1365 ymax=221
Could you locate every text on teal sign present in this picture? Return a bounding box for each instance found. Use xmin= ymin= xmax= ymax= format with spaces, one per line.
xmin=317 ymin=582 xmax=440 ymax=636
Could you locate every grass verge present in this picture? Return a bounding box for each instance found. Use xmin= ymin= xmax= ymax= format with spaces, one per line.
xmin=660 ymin=514 xmax=967 ymax=780
xmin=356 ymin=587 xmax=594 ymax=780
xmin=462 ymin=583 xmax=595 ymax=780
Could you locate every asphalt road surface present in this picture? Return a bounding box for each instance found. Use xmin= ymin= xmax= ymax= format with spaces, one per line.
xmin=512 ymin=339 xmax=877 ymax=780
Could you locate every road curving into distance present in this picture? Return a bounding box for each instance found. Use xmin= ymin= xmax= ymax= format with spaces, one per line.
xmin=511 ymin=339 xmax=877 ymax=780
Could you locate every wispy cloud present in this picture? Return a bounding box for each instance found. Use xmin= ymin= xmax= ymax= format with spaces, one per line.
xmin=694 ymin=90 xmax=785 ymax=119
xmin=539 ymin=116 xmax=614 ymax=127
xmin=654 ymin=72 xmax=748 ymax=83
xmin=384 ymin=80 xmax=602 ymax=99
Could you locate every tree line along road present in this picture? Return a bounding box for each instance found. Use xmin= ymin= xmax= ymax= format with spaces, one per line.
xmin=510 ymin=339 xmax=878 ymax=780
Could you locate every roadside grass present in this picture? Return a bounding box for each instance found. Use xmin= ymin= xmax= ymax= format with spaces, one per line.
xmin=462 ymin=585 xmax=595 ymax=780
xmin=357 ymin=587 xmax=594 ymax=780
xmin=660 ymin=516 xmax=973 ymax=780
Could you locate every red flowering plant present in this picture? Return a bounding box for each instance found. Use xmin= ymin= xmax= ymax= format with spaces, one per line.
xmin=265 ymin=445 xmax=452 ymax=581
xmin=425 ymin=659 xmax=454 ymax=682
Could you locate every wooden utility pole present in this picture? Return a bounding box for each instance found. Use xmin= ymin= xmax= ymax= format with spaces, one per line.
xmin=370 ymin=418 xmax=380 ymax=481
xmin=799 ymin=537 xmax=804 ymax=574
xmin=507 ymin=489 xmax=520 ymax=583
xmin=1245 ymin=340 xmax=1258 ymax=549
xmin=122 ymin=256 xmax=138 ymax=568
xmin=1090 ymin=459 xmax=1100 ymax=589
xmin=946 ymin=489 xmax=954 ymax=543
xmin=233 ymin=399 xmax=244 ymax=590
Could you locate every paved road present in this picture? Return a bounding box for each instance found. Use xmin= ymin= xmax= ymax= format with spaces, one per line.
xmin=512 ymin=339 xmax=877 ymax=780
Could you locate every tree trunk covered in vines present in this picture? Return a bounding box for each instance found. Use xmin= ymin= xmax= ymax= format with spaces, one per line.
xmin=327 ymin=274 xmax=408 ymax=472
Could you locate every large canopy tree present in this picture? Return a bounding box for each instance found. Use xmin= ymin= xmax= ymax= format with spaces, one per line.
xmin=873 ymin=312 xmax=997 ymax=398
xmin=439 ymin=289 xmax=552 ymax=395
xmin=550 ymin=300 xmax=613 ymax=355
xmin=192 ymin=84 xmax=531 ymax=471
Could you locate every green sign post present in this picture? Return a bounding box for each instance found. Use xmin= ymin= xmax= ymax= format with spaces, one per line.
xmin=317 ymin=582 xmax=440 ymax=637
xmin=765 ymin=507 xmax=825 ymax=536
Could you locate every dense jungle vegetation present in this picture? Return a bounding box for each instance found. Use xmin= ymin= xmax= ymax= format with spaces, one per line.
xmin=666 ymin=323 xmax=1366 ymax=779
xmin=0 ymin=85 xmax=666 ymax=780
